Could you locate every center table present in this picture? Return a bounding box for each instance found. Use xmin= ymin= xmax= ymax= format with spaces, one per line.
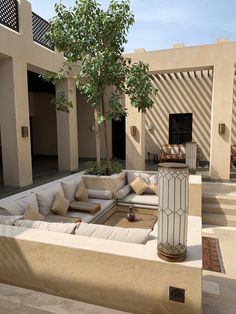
xmin=95 ymin=205 xmax=157 ymax=229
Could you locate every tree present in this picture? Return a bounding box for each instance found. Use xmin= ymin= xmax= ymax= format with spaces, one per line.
xmin=44 ymin=0 xmax=155 ymax=174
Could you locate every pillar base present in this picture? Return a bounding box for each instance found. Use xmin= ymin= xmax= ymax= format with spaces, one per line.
xmin=158 ymin=251 xmax=186 ymax=263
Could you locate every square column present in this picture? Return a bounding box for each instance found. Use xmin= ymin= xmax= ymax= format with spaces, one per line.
xmin=125 ymin=95 xmax=145 ymax=170
xmin=0 ymin=58 xmax=32 ymax=186
xmin=210 ymin=62 xmax=235 ymax=179
xmin=56 ymin=79 xmax=78 ymax=171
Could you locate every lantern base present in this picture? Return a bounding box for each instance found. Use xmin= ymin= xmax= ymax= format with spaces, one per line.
xmin=158 ymin=251 xmax=186 ymax=263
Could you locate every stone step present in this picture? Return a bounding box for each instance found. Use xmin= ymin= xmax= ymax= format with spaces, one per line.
xmin=202 ymin=213 xmax=236 ymax=227
xmin=203 ymin=203 xmax=236 ymax=216
xmin=202 ymin=195 xmax=236 ymax=206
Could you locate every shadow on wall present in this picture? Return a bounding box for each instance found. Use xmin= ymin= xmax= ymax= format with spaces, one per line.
xmin=146 ymin=69 xmax=213 ymax=162
xmin=126 ymin=135 xmax=144 ymax=170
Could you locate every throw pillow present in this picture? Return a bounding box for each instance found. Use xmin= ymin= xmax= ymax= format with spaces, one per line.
xmin=36 ymin=184 xmax=63 ymax=216
xmin=149 ymin=184 xmax=158 ymax=195
xmin=52 ymin=191 xmax=70 ymax=216
xmin=24 ymin=204 xmax=45 ymax=221
xmin=75 ymin=182 xmax=88 ymax=202
xmin=130 ymin=177 xmax=148 ymax=195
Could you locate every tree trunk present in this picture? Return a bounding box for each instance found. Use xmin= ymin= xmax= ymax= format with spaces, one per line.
xmin=101 ymin=96 xmax=111 ymax=174
xmin=94 ymin=109 xmax=101 ymax=167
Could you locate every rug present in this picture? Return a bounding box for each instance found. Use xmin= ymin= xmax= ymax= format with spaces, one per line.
xmin=202 ymin=237 xmax=225 ymax=273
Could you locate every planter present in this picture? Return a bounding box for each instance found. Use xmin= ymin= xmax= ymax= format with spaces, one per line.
xmin=82 ymin=171 xmax=126 ymax=197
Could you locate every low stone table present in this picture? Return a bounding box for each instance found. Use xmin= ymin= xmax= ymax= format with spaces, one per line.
xmin=96 ymin=205 xmax=157 ymax=229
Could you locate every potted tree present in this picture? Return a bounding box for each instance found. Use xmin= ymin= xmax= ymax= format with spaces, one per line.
xmin=43 ymin=0 xmax=155 ymax=191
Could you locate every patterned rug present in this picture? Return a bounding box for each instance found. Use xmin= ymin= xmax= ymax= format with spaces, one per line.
xmin=202 ymin=237 xmax=224 ymax=273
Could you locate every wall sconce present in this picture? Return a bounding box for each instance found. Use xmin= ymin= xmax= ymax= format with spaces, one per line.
xmin=90 ymin=124 xmax=95 ymax=132
xmin=21 ymin=126 xmax=29 ymax=138
xmin=218 ymin=123 xmax=225 ymax=135
xmin=158 ymin=163 xmax=189 ymax=262
xmin=130 ymin=126 xmax=137 ymax=136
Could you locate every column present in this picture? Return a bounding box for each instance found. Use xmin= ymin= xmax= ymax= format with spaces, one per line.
xmin=210 ymin=62 xmax=235 ymax=179
xmin=0 ymin=58 xmax=32 ymax=186
xmin=56 ymin=78 xmax=78 ymax=171
xmin=125 ymin=95 xmax=145 ymax=170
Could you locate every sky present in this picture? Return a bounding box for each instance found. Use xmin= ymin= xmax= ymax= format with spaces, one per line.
xmin=29 ymin=0 xmax=236 ymax=53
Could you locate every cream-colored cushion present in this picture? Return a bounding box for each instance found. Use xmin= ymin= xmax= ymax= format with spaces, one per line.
xmin=88 ymin=189 xmax=113 ymax=200
xmin=116 ymin=185 xmax=131 ymax=200
xmin=75 ymin=182 xmax=88 ymax=201
xmin=0 ymin=193 xmax=39 ymax=216
xmin=75 ymin=223 xmax=151 ymax=244
xmin=0 ymin=215 xmax=23 ymax=225
xmin=24 ymin=204 xmax=45 ymax=221
xmin=130 ymin=177 xmax=148 ymax=195
xmin=61 ymin=178 xmax=81 ymax=202
xmin=14 ymin=220 xmax=79 ymax=234
xmin=162 ymin=146 xmax=171 ymax=154
xmin=52 ymin=191 xmax=70 ymax=216
xmin=170 ymin=146 xmax=179 ymax=155
xmin=36 ymin=184 xmax=63 ymax=216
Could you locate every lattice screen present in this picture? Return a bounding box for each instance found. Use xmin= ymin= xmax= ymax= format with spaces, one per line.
xmin=0 ymin=0 xmax=19 ymax=32
xmin=32 ymin=12 xmax=54 ymax=51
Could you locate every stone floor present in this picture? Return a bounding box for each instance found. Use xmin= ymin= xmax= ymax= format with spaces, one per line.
xmin=0 ymin=283 xmax=129 ymax=314
xmin=202 ymin=224 xmax=236 ymax=314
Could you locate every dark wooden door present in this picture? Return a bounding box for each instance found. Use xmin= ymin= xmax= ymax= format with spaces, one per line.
xmin=112 ymin=117 xmax=126 ymax=160
xmin=169 ymin=113 xmax=192 ymax=144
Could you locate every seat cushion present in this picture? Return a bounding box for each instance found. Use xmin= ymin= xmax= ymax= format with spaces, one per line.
xmin=14 ymin=220 xmax=79 ymax=234
xmin=119 ymin=193 xmax=158 ymax=206
xmin=0 ymin=215 xmax=23 ymax=225
xmin=75 ymin=222 xmax=151 ymax=244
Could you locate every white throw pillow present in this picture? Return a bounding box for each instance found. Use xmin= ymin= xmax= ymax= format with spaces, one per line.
xmin=0 ymin=193 xmax=39 ymax=215
xmin=75 ymin=223 xmax=151 ymax=244
xmin=116 ymin=185 xmax=131 ymax=200
xmin=36 ymin=184 xmax=63 ymax=216
xmin=61 ymin=178 xmax=81 ymax=202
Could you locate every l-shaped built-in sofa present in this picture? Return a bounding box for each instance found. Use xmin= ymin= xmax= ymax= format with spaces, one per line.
xmin=0 ymin=170 xmax=202 ymax=314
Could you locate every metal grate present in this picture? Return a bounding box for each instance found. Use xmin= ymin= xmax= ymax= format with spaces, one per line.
xmin=0 ymin=0 xmax=19 ymax=32
xmin=32 ymin=12 xmax=54 ymax=51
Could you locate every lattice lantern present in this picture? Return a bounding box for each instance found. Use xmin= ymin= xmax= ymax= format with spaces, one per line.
xmin=157 ymin=163 xmax=189 ymax=262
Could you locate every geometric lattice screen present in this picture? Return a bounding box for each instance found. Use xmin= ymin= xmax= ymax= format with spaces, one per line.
xmin=0 ymin=0 xmax=19 ymax=32
xmin=32 ymin=12 xmax=54 ymax=51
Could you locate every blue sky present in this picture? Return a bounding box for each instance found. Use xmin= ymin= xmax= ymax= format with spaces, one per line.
xmin=29 ymin=0 xmax=236 ymax=53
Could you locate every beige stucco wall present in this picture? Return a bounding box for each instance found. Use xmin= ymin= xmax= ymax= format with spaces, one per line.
xmin=126 ymin=41 xmax=236 ymax=179
xmin=0 ymin=217 xmax=202 ymax=314
xmin=231 ymin=74 xmax=236 ymax=145
xmin=77 ymin=91 xmax=112 ymax=159
xmin=146 ymin=70 xmax=213 ymax=161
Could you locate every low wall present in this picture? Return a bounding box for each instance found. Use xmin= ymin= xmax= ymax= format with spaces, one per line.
xmin=0 ymin=216 xmax=202 ymax=314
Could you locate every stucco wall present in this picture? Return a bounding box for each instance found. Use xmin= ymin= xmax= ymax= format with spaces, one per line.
xmin=77 ymin=91 xmax=112 ymax=159
xmin=145 ymin=70 xmax=213 ymax=161
xmin=231 ymin=74 xmax=236 ymax=145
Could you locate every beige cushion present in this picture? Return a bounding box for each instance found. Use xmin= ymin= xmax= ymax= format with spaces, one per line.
xmin=170 ymin=146 xmax=179 ymax=154
xmin=162 ymin=146 xmax=171 ymax=154
xmin=14 ymin=220 xmax=79 ymax=234
xmin=75 ymin=222 xmax=151 ymax=244
xmin=75 ymin=182 xmax=88 ymax=201
xmin=179 ymin=146 xmax=186 ymax=155
xmin=24 ymin=204 xmax=45 ymax=221
xmin=130 ymin=177 xmax=148 ymax=195
xmin=52 ymin=191 xmax=70 ymax=216
xmin=149 ymin=184 xmax=158 ymax=195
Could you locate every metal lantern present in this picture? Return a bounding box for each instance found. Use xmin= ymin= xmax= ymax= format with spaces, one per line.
xmin=157 ymin=163 xmax=189 ymax=262
xmin=186 ymin=142 xmax=197 ymax=174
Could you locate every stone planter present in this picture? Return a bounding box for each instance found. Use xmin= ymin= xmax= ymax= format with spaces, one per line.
xmin=82 ymin=171 xmax=126 ymax=197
